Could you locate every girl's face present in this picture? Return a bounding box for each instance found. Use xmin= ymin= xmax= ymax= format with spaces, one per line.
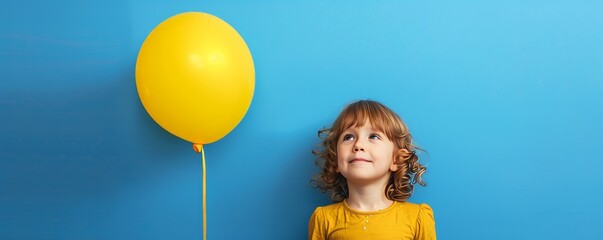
xmin=336 ymin=120 xmax=397 ymax=186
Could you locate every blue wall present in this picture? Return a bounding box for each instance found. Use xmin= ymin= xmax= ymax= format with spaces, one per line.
xmin=2 ymin=1 xmax=602 ymax=239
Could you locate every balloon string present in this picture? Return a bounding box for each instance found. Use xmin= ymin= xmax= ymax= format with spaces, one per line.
xmin=201 ymin=146 xmax=207 ymax=240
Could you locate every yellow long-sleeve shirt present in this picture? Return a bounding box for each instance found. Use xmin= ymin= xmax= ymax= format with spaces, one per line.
xmin=309 ymin=200 xmax=436 ymax=240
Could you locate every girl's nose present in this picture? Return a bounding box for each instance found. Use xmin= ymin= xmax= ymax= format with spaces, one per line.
xmin=353 ymin=147 xmax=364 ymax=152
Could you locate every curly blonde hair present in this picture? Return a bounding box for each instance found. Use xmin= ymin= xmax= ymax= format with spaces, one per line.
xmin=311 ymin=100 xmax=427 ymax=202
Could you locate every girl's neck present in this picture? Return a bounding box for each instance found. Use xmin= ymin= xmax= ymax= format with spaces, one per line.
xmin=346 ymin=181 xmax=393 ymax=212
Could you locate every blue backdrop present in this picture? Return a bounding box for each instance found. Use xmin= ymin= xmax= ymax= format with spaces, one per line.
xmin=2 ymin=1 xmax=602 ymax=239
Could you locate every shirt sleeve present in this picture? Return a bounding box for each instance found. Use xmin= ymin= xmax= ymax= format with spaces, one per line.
xmin=308 ymin=207 xmax=326 ymax=240
xmin=414 ymin=203 xmax=436 ymax=240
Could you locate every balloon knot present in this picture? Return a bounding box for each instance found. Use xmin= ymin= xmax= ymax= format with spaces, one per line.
xmin=192 ymin=143 xmax=203 ymax=153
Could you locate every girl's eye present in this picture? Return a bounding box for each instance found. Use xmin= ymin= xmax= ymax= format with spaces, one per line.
xmin=369 ymin=134 xmax=381 ymax=140
xmin=342 ymin=134 xmax=355 ymax=141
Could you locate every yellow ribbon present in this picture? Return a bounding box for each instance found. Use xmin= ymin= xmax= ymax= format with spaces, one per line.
xmin=193 ymin=143 xmax=207 ymax=240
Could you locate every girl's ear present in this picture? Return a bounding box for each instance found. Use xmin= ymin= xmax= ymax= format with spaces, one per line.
xmin=391 ymin=148 xmax=411 ymax=171
xmin=398 ymin=148 xmax=412 ymax=160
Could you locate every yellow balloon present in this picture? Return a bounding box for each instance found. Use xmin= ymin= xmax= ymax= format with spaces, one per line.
xmin=136 ymin=12 xmax=254 ymax=145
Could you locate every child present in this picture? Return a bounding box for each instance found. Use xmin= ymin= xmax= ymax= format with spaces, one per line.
xmin=309 ymin=100 xmax=436 ymax=240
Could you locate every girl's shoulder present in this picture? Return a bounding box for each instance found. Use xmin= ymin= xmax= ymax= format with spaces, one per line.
xmin=395 ymin=201 xmax=433 ymax=213
xmin=394 ymin=201 xmax=435 ymax=226
xmin=396 ymin=202 xmax=436 ymax=238
xmin=395 ymin=201 xmax=433 ymax=211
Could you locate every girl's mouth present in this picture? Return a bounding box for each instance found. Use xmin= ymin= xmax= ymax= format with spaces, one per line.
xmin=349 ymin=158 xmax=372 ymax=163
